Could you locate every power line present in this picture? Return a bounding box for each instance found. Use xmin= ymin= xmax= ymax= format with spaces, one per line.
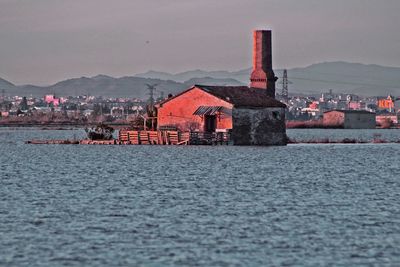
xmin=289 ymin=68 xmax=400 ymax=80
xmin=289 ymin=76 xmax=400 ymax=88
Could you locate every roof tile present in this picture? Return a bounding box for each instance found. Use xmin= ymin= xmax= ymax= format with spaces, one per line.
xmin=195 ymin=85 xmax=286 ymax=108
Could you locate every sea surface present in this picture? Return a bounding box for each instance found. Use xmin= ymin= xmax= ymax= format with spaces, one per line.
xmin=1 ymin=128 xmax=400 ymax=266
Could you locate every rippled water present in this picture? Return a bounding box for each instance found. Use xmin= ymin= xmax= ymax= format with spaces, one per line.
xmin=1 ymin=128 xmax=400 ymax=266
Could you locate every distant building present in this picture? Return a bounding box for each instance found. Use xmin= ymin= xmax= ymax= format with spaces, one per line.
xmin=82 ymin=109 xmax=94 ymax=117
xmin=323 ymin=110 xmax=376 ymax=129
xmin=111 ymin=107 xmax=124 ymax=117
xmin=1 ymin=111 xmax=9 ymax=117
xmin=378 ymin=95 xmax=395 ymax=112
xmin=44 ymin=94 xmax=60 ymax=107
xmin=376 ymin=114 xmax=399 ymax=125
xmin=300 ymin=107 xmax=320 ymax=117
xmin=348 ymin=101 xmax=366 ymax=110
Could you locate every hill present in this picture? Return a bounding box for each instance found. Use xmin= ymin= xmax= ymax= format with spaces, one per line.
xmin=1 ymin=76 xmax=188 ymax=99
xmin=0 ymin=75 xmax=244 ymax=98
xmin=137 ymin=62 xmax=400 ymax=96
xmin=0 ymin=78 xmax=15 ymax=90
xmin=136 ymin=69 xmax=250 ymax=84
xmin=183 ymin=77 xmax=245 ymax=87
xmin=280 ymin=62 xmax=400 ymax=96
xmin=1 ymin=62 xmax=400 ymax=98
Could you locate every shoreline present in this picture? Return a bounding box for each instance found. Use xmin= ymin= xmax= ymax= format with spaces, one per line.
xmin=1 ymin=122 xmax=398 ymax=130
xmin=0 ymin=122 xmax=130 ymax=129
xmin=25 ymin=138 xmax=400 ymax=145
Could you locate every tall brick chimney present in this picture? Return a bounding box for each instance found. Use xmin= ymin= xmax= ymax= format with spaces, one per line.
xmin=250 ymin=30 xmax=277 ymax=98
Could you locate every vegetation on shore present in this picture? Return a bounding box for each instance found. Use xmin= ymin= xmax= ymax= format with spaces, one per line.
xmin=286 ymin=119 xmax=396 ymax=129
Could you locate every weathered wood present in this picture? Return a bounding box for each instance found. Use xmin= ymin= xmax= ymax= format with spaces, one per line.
xmin=180 ymin=132 xmax=190 ymax=142
xmin=168 ymin=132 xmax=178 ymax=145
xmin=148 ymin=131 xmax=159 ymax=145
xmin=140 ymin=131 xmax=150 ymax=145
xmin=70 ymin=130 xmax=232 ymax=146
xmin=128 ymin=131 xmax=139 ymax=144
xmin=177 ymin=140 xmax=188 ymax=145
xmin=163 ymin=131 xmax=169 ymax=145
xmin=119 ymin=130 xmax=129 ymax=142
xmin=157 ymin=131 xmax=164 ymax=145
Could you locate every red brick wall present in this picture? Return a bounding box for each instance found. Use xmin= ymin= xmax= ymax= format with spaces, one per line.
xmin=249 ymin=30 xmax=276 ymax=97
xmin=157 ymin=87 xmax=233 ymax=132
xmin=323 ymin=111 xmax=345 ymax=127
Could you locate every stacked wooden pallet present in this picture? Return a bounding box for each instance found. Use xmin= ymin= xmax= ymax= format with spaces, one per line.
xmin=148 ymin=131 xmax=159 ymax=145
xmin=167 ymin=131 xmax=179 ymax=145
xmin=116 ymin=130 xmax=218 ymax=145
xmin=127 ymin=131 xmax=139 ymax=144
xmin=139 ymin=131 xmax=149 ymax=144
xmin=119 ymin=131 xmax=129 ymax=144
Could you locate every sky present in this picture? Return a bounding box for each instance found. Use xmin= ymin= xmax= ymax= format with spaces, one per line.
xmin=0 ymin=0 xmax=399 ymax=85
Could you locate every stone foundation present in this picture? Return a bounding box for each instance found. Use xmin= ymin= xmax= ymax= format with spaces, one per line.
xmin=232 ymin=107 xmax=287 ymax=145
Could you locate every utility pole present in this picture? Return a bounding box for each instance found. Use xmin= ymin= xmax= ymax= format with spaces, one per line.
xmin=146 ymin=83 xmax=158 ymax=130
xmin=279 ymin=69 xmax=292 ymax=103
xmin=146 ymin=83 xmax=158 ymax=112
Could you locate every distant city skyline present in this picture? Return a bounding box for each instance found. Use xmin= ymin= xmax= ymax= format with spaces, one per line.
xmin=0 ymin=0 xmax=399 ymax=85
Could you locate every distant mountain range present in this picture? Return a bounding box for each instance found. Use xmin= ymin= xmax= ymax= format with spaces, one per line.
xmin=0 ymin=76 xmax=188 ymax=99
xmin=1 ymin=62 xmax=400 ymax=98
xmin=135 ymin=69 xmax=250 ymax=84
xmin=282 ymin=62 xmax=400 ymax=96
xmin=0 ymin=78 xmax=15 ymax=90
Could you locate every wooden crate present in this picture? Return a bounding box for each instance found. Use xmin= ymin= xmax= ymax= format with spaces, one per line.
xmin=119 ymin=130 xmax=129 ymax=142
xmin=139 ymin=131 xmax=150 ymax=145
xmin=148 ymin=131 xmax=159 ymax=145
xmin=168 ymin=131 xmax=179 ymax=145
xmin=127 ymin=131 xmax=139 ymax=144
xmin=178 ymin=132 xmax=190 ymax=145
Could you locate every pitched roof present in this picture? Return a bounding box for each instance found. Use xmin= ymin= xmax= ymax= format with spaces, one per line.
xmin=196 ymin=85 xmax=286 ymax=108
xmin=156 ymin=85 xmax=286 ymax=108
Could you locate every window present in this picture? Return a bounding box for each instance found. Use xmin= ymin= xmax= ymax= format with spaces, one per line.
xmin=272 ymin=111 xmax=281 ymax=120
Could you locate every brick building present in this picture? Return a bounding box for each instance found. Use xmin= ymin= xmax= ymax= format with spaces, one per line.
xmin=155 ymin=30 xmax=287 ymax=145
xmin=378 ymin=95 xmax=395 ymax=112
xmin=323 ymin=110 xmax=376 ymax=129
xmin=156 ymin=85 xmax=286 ymax=145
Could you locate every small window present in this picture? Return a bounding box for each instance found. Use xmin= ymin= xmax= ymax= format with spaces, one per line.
xmin=272 ymin=111 xmax=281 ymax=120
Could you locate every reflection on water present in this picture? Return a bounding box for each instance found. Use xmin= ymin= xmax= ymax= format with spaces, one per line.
xmin=1 ymin=128 xmax=400 ymax=266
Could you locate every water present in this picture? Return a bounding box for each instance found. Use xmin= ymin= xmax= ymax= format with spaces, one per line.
xmin=1 ymin=128 xmax=400 ymax=266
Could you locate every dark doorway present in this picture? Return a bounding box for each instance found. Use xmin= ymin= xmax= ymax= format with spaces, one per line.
xmin=204 ymin=115 xmax=217 ymax=132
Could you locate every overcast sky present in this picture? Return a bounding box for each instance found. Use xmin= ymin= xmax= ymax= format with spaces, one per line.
xmin=0 ymin=0 xmax=399 ymax=85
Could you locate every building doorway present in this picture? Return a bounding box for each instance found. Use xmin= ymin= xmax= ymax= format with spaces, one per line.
xmin=204 ymin=115 xmax=217 ymax=132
